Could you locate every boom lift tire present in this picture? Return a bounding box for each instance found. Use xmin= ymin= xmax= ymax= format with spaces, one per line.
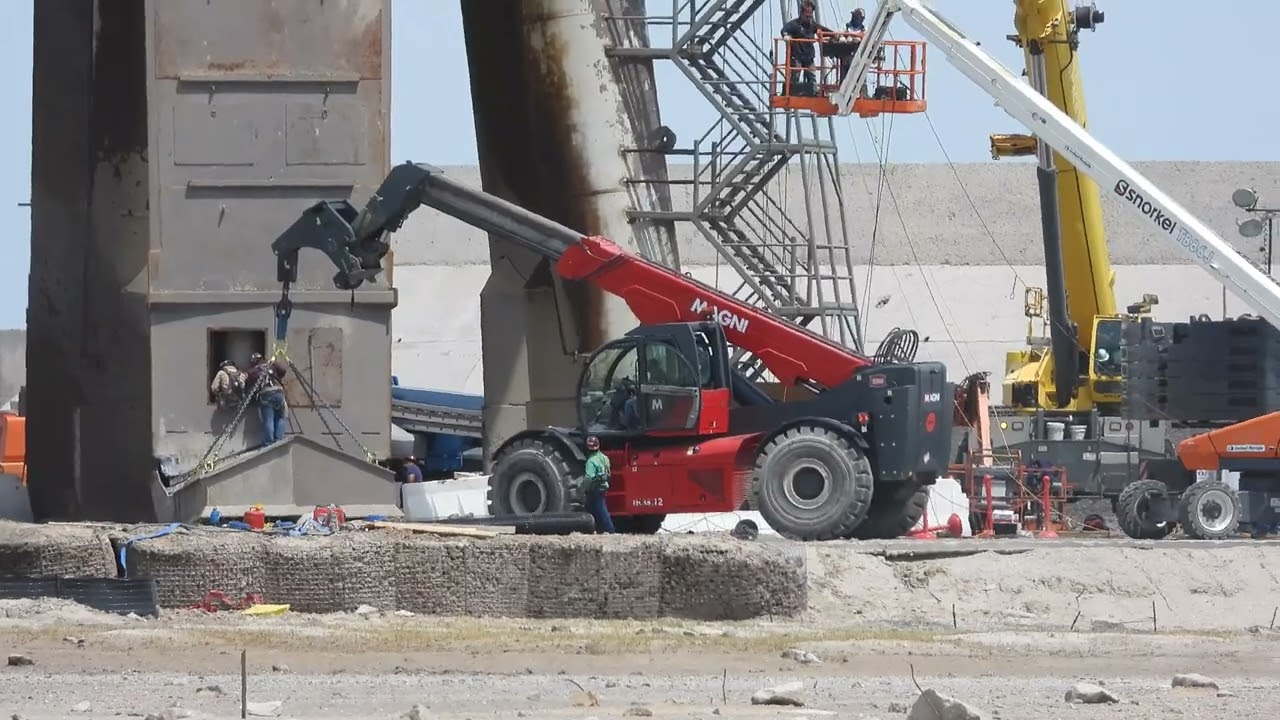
xmin=487 ymin=437 xmax=573 ymax=516
xmin=751 ymin=424 xmax=874 ymax=541
xmin=1177 ymin=480 xmax=1241 ymax=540
xmin=1114 ymin=478 xmax=1176 ymax=540
xmin=848 ymin=482 xmax=930 ymax=540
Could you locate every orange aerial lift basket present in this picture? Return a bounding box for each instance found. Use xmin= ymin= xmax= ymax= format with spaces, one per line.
xmin=769 ymin=32 xmax=927 ymax=118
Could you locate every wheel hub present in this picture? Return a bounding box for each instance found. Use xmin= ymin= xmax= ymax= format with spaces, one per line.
xmin=1195 ymin=488 xmax=1234 ymax=534
xmin=784 ymin=462 xmax=832 ymax=510
xmin=508 ymin=472 xmax=547 ymax=514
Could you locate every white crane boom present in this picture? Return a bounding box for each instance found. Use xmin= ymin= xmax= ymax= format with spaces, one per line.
xmin=832 ymin=0 xmax=1280 ymax=330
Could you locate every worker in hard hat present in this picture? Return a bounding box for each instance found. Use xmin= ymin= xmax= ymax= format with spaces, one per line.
xmin=581 ymin=435 xmax=615 ymax=533
xmin=209 ymin=359 xmax=246 ymax=409
xmin=396 ymin=456 xmax=424 ymax=484
xmin=246 ymin=352 xmax=289 ymax=446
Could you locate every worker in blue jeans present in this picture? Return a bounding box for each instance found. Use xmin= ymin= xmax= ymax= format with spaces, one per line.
xmin=246 ymin=352 xmax=289 ymax=446
xmin=581 ymin=435 xmax=615 ymax=533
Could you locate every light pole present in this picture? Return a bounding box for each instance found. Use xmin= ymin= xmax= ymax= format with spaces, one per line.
xmin=1232 ymin=187 xmax=1277 ymax=275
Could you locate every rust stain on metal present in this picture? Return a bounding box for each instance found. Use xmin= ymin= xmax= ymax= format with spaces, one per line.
xmin=357 ymin=10 xmax=385 ymax=79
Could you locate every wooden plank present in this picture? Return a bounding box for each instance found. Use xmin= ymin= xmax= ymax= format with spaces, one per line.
xmin=369 ymin=520 xmax=513 ymax=538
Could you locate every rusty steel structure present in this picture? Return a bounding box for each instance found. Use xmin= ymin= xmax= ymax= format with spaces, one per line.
xmin=604 ymin=0 xmax=864 ymax=380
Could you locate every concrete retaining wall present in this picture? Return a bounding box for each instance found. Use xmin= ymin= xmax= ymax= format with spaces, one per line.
xmin=121 ymin=530 xmax=806 ymax=620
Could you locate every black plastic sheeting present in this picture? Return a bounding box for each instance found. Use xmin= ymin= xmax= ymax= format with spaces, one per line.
xmin=432 ymin=512 xmax=596 ymax=535
xmin=0 ymin=576 xmax=161 ymax=617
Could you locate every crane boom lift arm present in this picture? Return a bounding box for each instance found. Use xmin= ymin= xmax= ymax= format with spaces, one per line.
xmin=842 ymin=0 xmax=1280 ymax=329
xmin=270 ymin=162 xmax=873 ymax=389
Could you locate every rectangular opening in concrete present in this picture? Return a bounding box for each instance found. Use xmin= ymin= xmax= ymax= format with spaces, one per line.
xmin=206 ymin=329 xmax=266 ymax=404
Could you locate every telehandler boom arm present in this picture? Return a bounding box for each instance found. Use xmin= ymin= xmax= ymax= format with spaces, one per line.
xmin=270 ymin=162 xmax=874 ymax=389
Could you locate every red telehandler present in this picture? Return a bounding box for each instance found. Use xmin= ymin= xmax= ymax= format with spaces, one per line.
xmin=271 ymin=163 xmax=953 ymax=540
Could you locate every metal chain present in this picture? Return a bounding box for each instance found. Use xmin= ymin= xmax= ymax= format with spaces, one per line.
xmin=278 ymin=352 xmax=376 ymax=463
xmin=174 ymin=369 xmax=272 ymax=482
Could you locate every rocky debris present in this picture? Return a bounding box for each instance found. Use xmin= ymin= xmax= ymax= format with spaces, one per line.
xmin=781 ymin=648 xmax=822 ymax=664
xmin=1217 ymin=691 xmax=1237 ymax=698
xmin=270 ymin=664 xmax=289 ymax=673
xmin=624 ymin=707 xmax=654 ymax=717
xmin=751 ymin=681 xmax=805 ymax=707
xmin=245 ymin=700 xmax=282 ymax=717
xmin=401 ymin=704 xmax=426 ymax=720
xmin=5 ymin=654 xmax=32 ymax=667
xmin=1171 ymin=673 xmax=1219 ymax=690
xmin=71 ymin=702 xmax=91 ymax=713
xmin=63 ymin=636 xmax=84 ymax=647
xmin=394 ymin=609 xmax=415 ymax=617
xmin=1064 ymin=683 xmax=1119 ymax=704
xmin=195 ymin=684 xmax=224 ymax=697
xmin=354 ymin=604 xmax=379 ymax=617
xmin=907 ymin=689 xmax=983 ymax=720
xmin=572 ymin=691 xmax=601 ymax=707
xmin=144 ymin=708 xmax=192 ymax=720
xmin=889 ymin=700 xmax=910 ymax=713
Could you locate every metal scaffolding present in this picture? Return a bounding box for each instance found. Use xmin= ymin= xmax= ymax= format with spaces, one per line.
xmin=606 ymin=0 xmax=863 ymax=380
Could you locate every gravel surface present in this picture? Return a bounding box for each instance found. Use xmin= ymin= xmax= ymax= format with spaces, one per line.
xmin=1 ymin=596 xmax=1279 ymax=720
xmin=4 ymin=538 xmax=1280 ymax=718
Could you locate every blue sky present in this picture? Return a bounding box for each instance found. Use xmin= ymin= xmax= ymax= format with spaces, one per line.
xmin=0 ymin=0 xmax=1274 ymax=329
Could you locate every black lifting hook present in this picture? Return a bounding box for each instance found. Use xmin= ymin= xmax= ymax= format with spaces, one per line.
xmin=274 ymin=282 xmax=294 ymax=346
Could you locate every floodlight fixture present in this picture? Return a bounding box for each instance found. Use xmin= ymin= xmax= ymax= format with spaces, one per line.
xmin=1232 ymin=187 xmax=1259 ymax=210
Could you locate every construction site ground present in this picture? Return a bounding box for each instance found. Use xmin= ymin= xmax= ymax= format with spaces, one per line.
xmin=3 ymin=535 xmax=1280 ymax=719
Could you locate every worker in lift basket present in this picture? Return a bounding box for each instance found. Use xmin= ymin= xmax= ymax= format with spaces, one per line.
xmin=246 ymin=352 xmax=289 ymax=447
xmin=780 ymin=2 xmax=830 ymax=96
xmin=581 ymin=435 xmax=616 ymax=534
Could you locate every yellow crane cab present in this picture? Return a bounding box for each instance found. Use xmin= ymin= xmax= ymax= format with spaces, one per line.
xmin=769 ymin=31 xmax=927 ymax=118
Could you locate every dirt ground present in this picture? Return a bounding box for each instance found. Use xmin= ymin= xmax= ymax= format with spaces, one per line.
xmin=4 ymin=540 xmax=1280 ymax=719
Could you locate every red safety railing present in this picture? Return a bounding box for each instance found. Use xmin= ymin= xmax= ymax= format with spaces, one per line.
xmin=769 ymin=33 xmax=927 ymax=118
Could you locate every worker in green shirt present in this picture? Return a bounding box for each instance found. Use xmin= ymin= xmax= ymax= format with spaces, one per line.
xmin=581 ymin=435 xmax=615 ymax=533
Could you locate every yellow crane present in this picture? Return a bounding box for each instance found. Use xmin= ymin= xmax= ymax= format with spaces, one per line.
xmin=992 ymin=0 xmax=1154 ymax=414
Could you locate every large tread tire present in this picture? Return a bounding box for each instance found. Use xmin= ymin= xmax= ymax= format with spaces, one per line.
xmin=1115 ymin=478 xmax=1176 ymax=540
xmin=487 ymin=437 xmax=573 ymax=517
xmin=848 ymin=482 xmax=930 ymax=540
xmin=1177 ymin=480 xmax=1241 ymax=540
xmin=751 ymin=424 xmax=874 ymax=541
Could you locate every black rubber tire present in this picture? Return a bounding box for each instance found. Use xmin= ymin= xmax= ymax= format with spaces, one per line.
xmin=613 ymin=514 xmax=666 ymax=535
xmin=1114 ymin=478 xmax=1176 ymax=540
xmin=487 ymin=437 xmax=573 ymax=516
xmin=848 ymin=482 xmax=930 ymax=540
xmin=1177 ymin=480 xmax=1242 ymax=540
xmin=751 ymin=424 xmax=874 ymax=541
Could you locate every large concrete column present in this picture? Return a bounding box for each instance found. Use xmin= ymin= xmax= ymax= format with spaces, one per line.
xmin=28 ymin=0 xmax=153 ymax=520
xmin=461 ymin=0 xmax=678 ymax=459
xmin=29 ymin=0 xmax=393 ymax=521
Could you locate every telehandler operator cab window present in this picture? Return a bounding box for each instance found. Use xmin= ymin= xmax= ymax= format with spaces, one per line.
xmin=578 ymin=338 xmax=704 ymax=436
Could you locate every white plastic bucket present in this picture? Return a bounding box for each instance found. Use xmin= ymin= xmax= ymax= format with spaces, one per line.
xmin=1045 ymin=421 xmax=1066 ymax=441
